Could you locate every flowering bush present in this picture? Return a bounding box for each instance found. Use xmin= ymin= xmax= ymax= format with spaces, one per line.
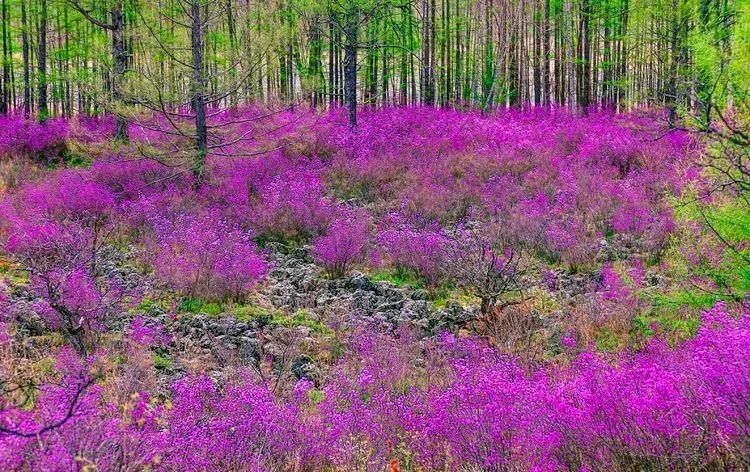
xmin=0 ymin=106 xmax=724 ymax=471
xmin=330 ymin=107 xmax=692 ymax=269
xmin=254 ymin=168 xmax=336 ymax=242
xmin=376 ymin=214 xmax=449 ymax=287
xmin=442 ymin=224 xmax=527 ymax=315
xmin=312 ymin=211 xmax=371 ymax=277
xmin=0 ymin=173 xmax=126 ymax=355
xmin=1 ymin=303 xmax=747 ymax=470
xmin=0 ymin=116 xmax=68 ymax=163
xmin=150 ymin=211 xmax=267 ymax=301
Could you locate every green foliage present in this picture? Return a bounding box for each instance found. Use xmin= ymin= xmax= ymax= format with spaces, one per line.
xmin=153 ymin=352 xmax=173 ymax=371
xmin=673 ymin=197 xmax=750 ymax=305
xmin=137 ymin=297 xmax=171 ymax=315
xmin=231 ymin=304 xmax=329 ymax=334
xmin=271 ymin=309 xmax=329 ymax=334
xmin=690 ymin=0 xmax=749 ymax=110
xmin=0 ymin=258 xmax=28 ymax=285
xmin=231 ymin=304 xmax=278 ymax=322
xmin=369 ymin=268 xmax=424 ymax=290
xmin=633 ymin=310 xmax=700 ymax=341
xmin=307 ymin=388 xmax=325 ymax=404
xmin=179 ymin=297 xmax=223 ymax=316
xmin=595 ymin=328 xmax=620 ymax=352
xmin=61 ymin=147 xmax=91 ymax=168
xmin=649 ymin=287 xmax=721 ymax=311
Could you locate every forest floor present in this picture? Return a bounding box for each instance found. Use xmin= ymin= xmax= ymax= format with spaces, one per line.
xmin=0 ymin=107 xmax=748 ymax=470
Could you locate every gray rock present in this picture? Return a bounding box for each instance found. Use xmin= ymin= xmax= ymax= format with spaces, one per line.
xmin=347 ymin=272 xmax=376 ymax=292
xmin=292 ymin=356 xmax=322 ymax=385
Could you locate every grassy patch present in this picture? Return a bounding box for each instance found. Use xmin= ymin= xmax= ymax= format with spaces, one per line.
xmin=137 ymin=297 xmax=172 ymax=315
xmin=231 ymin=305 xmax=330 ymax=334
xmin=307 ymin=388 xmax=325 ymax=404
xmin=153 ymin=352 xmax=173 ymax=371
xmin=231 ymin=304 xmax=278 ymax=322
xmin=595 ymin=328 xmax=622 ymax=352
xmin=632 ymin=309 xmax=701 ymax=342
xmin=368 ymin=268 xmax=425 ymax=289
xmin=648 ymin=288 xmax=721 ymax=312
xmin=0 ymin=257 xmax=29 ymax=285
xmin=431 ymin=288 xmax=478 ymax=309
xmin=179 ymin=297 xmax=223 ymax=316
xmin=273 ymin=309 xmax=329 ymax=334
xmin=62 ymin=149 xmax=91 ymax=168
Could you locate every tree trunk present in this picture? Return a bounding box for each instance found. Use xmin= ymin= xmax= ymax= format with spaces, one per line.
xmin=344 ymin=8 xmax=358 ymax=127
xmin=328 ymin=12 xmax=335 ymax=107
xmin=533 ymin=0 xmax=542 ymax=106
xmin=21 ymin=0 xmax=30 ymax=117
xmin=563 ymin=0 xmax=576 ymax=110
xmin=1 ymin=0 xmax=8 ymax=114
xmin=578 ymin=0 xmax=591 ymax=115
xmin=112 ymin=2 xmax=128 ymax=141
xmin=191 ymin=0 xmax=208 ymax=183
xmin=666 ymin=0 xmax=684 ymax=128
xmin=542 ymin=0 xmax=550 ymax=106
xmin=38 ymin=0 xmax=49 ymax=122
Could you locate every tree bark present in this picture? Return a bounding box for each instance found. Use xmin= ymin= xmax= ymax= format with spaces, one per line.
xmin=21 ymin=0 xmax=30 ymax=117
xmin=112 ymin=3 xmax=128 ymax=141
xmin=533 ymin=0 xmax=542 ymax=106
xmin=563 ymin=0 xmax=576 ymax=110
xmin=542 ymin=0 xmax=550 ymax=105
xmin=109 ymin=2 xmax=129 ymax=141
xmin=578 ymin=0 xmax=591 ymax=115
xmin=38 ymin=0 xmax=49 ymax=122
xmin=344 ymin=8 xmax=358 ymax=127
xmin=1 ymin=0 xmax=8 ymax=114
xmin=191 ymin=0 xmax=208 ymax=182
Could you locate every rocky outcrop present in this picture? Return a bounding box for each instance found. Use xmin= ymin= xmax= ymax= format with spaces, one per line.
xmin=261 ymin=244 xmax=478 ymax=333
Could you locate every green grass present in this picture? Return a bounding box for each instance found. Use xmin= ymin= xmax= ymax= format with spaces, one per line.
xmin=153 ymin=352 xmax=173 ymax=371
xmin=137 ymin=297 xmax=172 ymax=314
xmin=179 ymin=297 xmax=223 ymax=316
xmin=272 ymin=309 xmax=329 ymax=334
xmin=431 ymin=288 xmax=478 ymax=309
xmin=368 ymin=268 xmax=425 ymax=289
xmin=307 ymin=388 xmax=325 ymax=404
xmin=172 ymin=297 xmax=329 ymax=334
xmin=0 ymin=258 xmax=29 ymax=285
xmin=231 ymin=304 xmax=276 ymax=322
xmin=632 ymin=310 xmax=700 ymax=341
xmin=595 ymin=328 xmax=621 ymax=352
xmin=232 ymin=305 xmax=330 ymax=334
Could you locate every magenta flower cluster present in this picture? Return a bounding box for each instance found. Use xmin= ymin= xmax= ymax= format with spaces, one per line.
xmin=0 ymin=107 xmax=716 ymax=471
xmin=1 ymin=303 xmax=748 ymax=470
xmin=312 ymin=210 xmax=371 ymax=277
xmin=149 ymin=211 xmax=268 ymax=301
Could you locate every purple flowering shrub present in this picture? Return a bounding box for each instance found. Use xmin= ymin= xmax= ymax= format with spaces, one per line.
xmin=149 ymin=211 xmax=267 ymax=301
xmin=0 ymin=346 xmax=154 ymax=471
xmin=324 ymin=108 xmax=692 ymax=269
xmin=312 ymin=210 xmax=372 ymax=277
xmin=0 ymin=171 xmax=127 ymax=355
xmin=1 ymin=303 xmax=747 ymax=470
xmin=375 ymin=214 xmax=449 ymax=287
xmin=1 ymin=106 xmax=731 ymax=471
xmin=0 ymin=116 xmax=68 ymax=164
xmin=253 ymin=168 xmax=337 ymax=242
xmin=442 ymin=223 xmax=528 ymax=315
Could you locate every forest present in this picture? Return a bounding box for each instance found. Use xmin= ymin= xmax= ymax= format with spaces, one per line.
xmin=0 ymin=0 xmax=748 ymax=470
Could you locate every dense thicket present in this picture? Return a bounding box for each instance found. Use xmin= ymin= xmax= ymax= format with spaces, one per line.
xmin=0 ymin=107 xmax=749 ymax=470
xmin=0 ymin=1 xmax=748 ymax=470
xmin=0 ymin=0 xmax=745 ymax=120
